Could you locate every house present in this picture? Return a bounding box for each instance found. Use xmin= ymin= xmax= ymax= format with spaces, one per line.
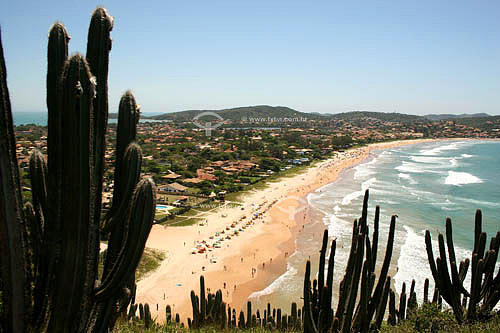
xmin=182 ymin=178 xmax=204 ymax=184
xmin=159 ymin=182 xmax=188 ymax=193
xmin=162 ymin=171 xmax=182 ymax=180
xmin=197 ymin=169 xmax=217 ymax=182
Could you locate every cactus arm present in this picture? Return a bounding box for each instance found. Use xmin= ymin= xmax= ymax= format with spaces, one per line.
xmin=28 ymin=151 xmax=49 ymax=323
xmin=0 ymin=27 xmax=29 ymax=332
xmin=303 ymin=260 xmax=318 ymax=333
xmin=103 ymin=91 xmax=140 ymax=233
xmin=102 ymin=143 xmax=142 ymax=277
xmin=342 ymin=233 xmax=364 ymax=333
xmin=335 ymin=220 xmax=358 ymax=322
xmin=359 ymin=189 xmax=369 ymax=233
xmin=423 ymin=278 xmax=429 ymax=303
xmin=23 ymin=202 xmax=38 ymax=299
xmin=437 ymin=234 xmax=454 ymax=301
xmin=352 ymin=261 xmax=369 ymax=332
xmin=95 ymin=178 xmax=156 ymax=300
xmin=388 ymin=289 xmax=396 ymax=325
xmin=112 ymin=91 xmax=139 ymax=203
xmin=398 ymin=282 xmax=407 ymax=323
xmin=29 ymin=150 xmax=48 ymax=222
xmin=246 ymin=301 xmax=252 ymax=328
xmin=458 ymin=258 xmax=469 ymax=282
xmin=445 ymin=218 xmax=457 ymax=265
xmin=29 ymin=23 xmax=70 ymax=330
xmin=371 ymin=205 xmax=380 ymax=271
xmin=48 ymin=54 xmax=96 ymax=331
xmin=375 ymin=276 xmax=391 ymax=329
xmin=86 ymin=7 xmax=113 ymax=236
xmin=317 ymin=230 xmax=328 ymax=302
xmin=444 ymin=218 xmax=470 ymax=297
xmin=367 ymin=215 xmax=396 ymax=319
xmin=365 ymin=234 xmax=373 ymax=274
xmin=317 ymin=286 xmax=332 ymax=331
xmin=325 ymin=239 xmax=336 ymax=311
xmin=47 ymin=22 xmax=69 ymax=194
xmin=425 ymin=230 xmax=439 ymax=284
xmin=190 ymin=291 xmax=199 ymax=327
xmin=200 ymin=275 xmax=206 ymax=324
xmin=473 ymin=209 xmax=482 ymax=253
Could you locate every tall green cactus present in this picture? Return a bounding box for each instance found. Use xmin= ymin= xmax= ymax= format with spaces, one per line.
xmin=189 ymin=275 xmax=229 ymax=329
xmin=302 ymin=190 xmax=397 ymax=332
xmin=0 ymin=8 xmax=156 ymax=333
xmin=425 ymin=211 xmax=500 ymax=323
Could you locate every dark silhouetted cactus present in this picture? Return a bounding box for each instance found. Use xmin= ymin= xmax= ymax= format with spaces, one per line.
xmin=301 ymin=190 xmax=397 ymax=332
xmin=425 ymin=211 xmax=500 ymax=323
xmin=0 ymin=8 xmax=155 ymax=333
xmin=189 ymin=275 xmax=228 ymax=329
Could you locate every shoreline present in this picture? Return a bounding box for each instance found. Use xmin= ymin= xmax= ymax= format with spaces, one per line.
xmin=134 ymin=138 xmax=439 ymax=323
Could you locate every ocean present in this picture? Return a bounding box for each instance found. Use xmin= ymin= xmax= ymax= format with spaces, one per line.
xmin=249 ymin=140 xmax=500 ymax=310
xmin=12 ymin=111 xmax=166 ymax=126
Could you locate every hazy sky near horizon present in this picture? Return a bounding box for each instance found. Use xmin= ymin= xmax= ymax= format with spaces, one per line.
xmin=1 ymin=1 xmax=499 ymax=115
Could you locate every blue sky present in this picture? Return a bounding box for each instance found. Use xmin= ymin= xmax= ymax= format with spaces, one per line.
xmin=1 ymin=1 xmax=499 ymax=115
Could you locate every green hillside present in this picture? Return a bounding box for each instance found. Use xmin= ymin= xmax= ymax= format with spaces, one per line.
xmin=146 ymin=105 xmax=324 ymax=122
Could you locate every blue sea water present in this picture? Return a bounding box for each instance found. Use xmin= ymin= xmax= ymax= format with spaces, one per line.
xmin=12 ymin=111 xmax=166 ymax=126
xmin=13 ymin=112 xmax=47 ymax=126
xmin=250 ymin=140 xmax=500 ymax=308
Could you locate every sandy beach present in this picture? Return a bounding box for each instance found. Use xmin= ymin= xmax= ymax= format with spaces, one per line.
xmin=134 ymin=139 xmax=435 ymax=323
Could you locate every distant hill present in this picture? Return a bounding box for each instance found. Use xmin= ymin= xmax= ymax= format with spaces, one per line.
xmin=109 ymin=107 xmax=495 ymax=128
xmin=130 ymin=107 xmax=426 ymax=124
xmin=424 ymin=113 xmax=490 ymax=121
xmin=452 ymin=115 xmax=500 ymax=130
xmin=144 ymin=105 xmax=326 ymax=122
xmin=330 ymin=111 xmax=426 ymax=124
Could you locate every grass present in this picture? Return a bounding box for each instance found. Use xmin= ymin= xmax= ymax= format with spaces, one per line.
xmin=98 ymin=247 xmax=166 ymax=282
xmin=380 ymin=303 xmax=500 ymax=333
xmin=135 ymin=248 xmax=166 ymax=281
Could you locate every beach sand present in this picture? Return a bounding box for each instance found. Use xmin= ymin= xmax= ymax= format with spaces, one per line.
xmin=134 ymin=139 xmax=434 ymax=323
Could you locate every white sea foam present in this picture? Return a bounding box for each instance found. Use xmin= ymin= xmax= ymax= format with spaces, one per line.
xmin=395 ymin=161 xmax=425 ymax=174
xmin=445 ymin=171 xmax=482 ymax=186
xmin=354 ymin=166 xmax=374 ymax=179
xmin=341 ymin=178 xmax=377 ymax=205
xmin=409 ymin=156 xmax=448 ymax=164
xmin=341 ymin=191 xmax=364 ymax=206
xmin=249 ymin=263 xmax=298 ymax=299
xmin=457 ymin=197 xmax=500 ymax=208
xmin=362 ymin=177 xmax=377 ymax=189
xmin=394 ymin=226 xmax=472 ymax=303
xmin=408 ymin=155 xmax=459 ymax=170
xmin=398 ymin=173 xmax=418 ymax=185
xmin=461 ymin=153 xmax=473 ymax=158
xmin=353 ymin=158 xmax=379 ymax=179
xmin=419 ymin=142 xmax=461 ymax=156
